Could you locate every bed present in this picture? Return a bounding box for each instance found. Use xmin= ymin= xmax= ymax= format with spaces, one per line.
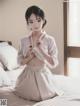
xmin=0 ymin=75 xmax=80 ymax=106
xmin=0 ymin=41 xmax=80 ymax=106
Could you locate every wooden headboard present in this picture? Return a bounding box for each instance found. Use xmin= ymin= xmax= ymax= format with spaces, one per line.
xmin=0 ymin=41 xmax=12 ymax=45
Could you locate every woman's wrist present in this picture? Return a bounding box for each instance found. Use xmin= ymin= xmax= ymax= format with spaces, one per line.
xmin=29 ymin=53 xmax=34 ymax=59
xmin=21 ymin=53 xmax=35 ymax=65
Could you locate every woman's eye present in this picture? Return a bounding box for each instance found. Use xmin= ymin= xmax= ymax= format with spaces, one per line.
xmin=37 ymin=19 xmax=41 ymax=22
xmin=29 ymin=21 xmax=33 ymax=24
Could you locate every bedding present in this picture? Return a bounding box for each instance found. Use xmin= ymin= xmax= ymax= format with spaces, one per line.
xmin=0 ymin=87 xmax=80 ymax=106
xmin=0 ymin=65 xmax=25 ymax=87
xmin=0 ymin=61 xmax=4 ymax=68
xmin=0 ymin=67 xmax=11 ymax=87
xmin=0 ymin=74 xmax=80 ymax=106
xmin=0 ymin=41 xmax=12 ymax=45
xmin=53 ymin=75 xmax=80 ymax=95
xmin=0 ymin=42 xmax=19 ymax=70
xmin=0 ymin=41 xmax=26 ymax=87
xmin=34 ymin=94 xmax=80 ymax=106
xmin=6 ymin=65 xmax=26 ymax=86
xmin=0 ymin=87 xmax=36 ymax=106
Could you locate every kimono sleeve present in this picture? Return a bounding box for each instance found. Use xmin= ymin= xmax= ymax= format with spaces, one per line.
xmin=48 ymin=37 xmax=58 ymax=68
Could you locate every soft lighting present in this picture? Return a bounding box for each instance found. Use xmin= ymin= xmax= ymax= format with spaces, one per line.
xmin=67 ymin=1 xmax=80 ymax=47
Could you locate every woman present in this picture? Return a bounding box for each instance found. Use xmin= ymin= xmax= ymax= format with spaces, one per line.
xmin=14 ymin=5 xmax=63 ymax=101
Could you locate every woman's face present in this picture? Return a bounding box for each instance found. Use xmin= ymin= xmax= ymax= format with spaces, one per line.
xmin=28 ymin=13 xmax=44 ymax=32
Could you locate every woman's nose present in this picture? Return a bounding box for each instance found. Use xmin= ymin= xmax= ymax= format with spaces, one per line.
xmin=33 ymin=21 xmax=38 ymax=26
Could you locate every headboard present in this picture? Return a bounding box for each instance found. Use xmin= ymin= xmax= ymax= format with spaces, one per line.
xmin=0 ymin=41 xmax=12 ymax=45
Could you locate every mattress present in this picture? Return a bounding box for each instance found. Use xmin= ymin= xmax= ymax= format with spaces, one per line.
xmin=34 ymin=94 xmax=80 ymax=106
xmin=0 ymin=66 xmax=80 ymax=106
xmin=0 ymin=87 xmax=80 ymax=106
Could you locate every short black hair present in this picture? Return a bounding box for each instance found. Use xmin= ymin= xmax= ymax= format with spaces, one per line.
xmin=25 ymin=5 xmax=47 ymax=28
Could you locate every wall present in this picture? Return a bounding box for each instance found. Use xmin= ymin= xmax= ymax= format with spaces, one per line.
xmin=0 ymin=0 xmax=64 ymax=74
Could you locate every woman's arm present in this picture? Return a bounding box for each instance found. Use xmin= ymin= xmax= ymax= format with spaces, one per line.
xmin=18 ymin=39 xmax=35 ymax=65
xmin=20 ymin=52 xmax=35 ymax=65
xmin=34 ymin=37 xmax=58 ymax=69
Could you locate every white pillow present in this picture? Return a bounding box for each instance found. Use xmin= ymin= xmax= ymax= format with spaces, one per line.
xmin=0 ymin=62 xmax=4 ymax=68
xmin=0 ymin=44 xmax=19 ymax=70
xmin=0 ymin=42 xmax=8 ymax=46
xmin=0 ymin=67 xmax=11 ymax=86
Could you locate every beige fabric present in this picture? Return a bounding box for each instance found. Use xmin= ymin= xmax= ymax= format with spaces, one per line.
xmin=18 ymin=31 xmax=58 ymax=68
xmin=14 ymin=65 xmax=57 ymax=101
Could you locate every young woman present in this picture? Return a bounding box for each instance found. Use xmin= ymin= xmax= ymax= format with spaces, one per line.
xmin=14 ymin=5 xmax=63 ymax=101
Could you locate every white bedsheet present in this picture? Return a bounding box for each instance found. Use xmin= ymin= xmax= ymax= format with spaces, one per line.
xmin=6 ymin=65 xmax=25 ymax=86
xmin=0 ymin=65 xmax=25 ymax=87
xmin=0 ymin=67 xmax=80 ymax=106
xmin=0 ymin=67 xmax=11 ymax=86
xmin=0 ymin=87 xmax=80 ymax=106
xmin=0 ymin=87 xmax=36 ymax=106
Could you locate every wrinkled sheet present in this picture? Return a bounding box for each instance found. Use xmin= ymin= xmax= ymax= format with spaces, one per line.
xmin=0 ymin=65 xmax=25 ymax=87
xmin=0 ymin=87 xmax=36 ymax=106
xmin=34 ymin=93 xmax=80 ymax=106
xmin=0 ymin=87 xmax=80 ymax=106
xmin=0 ymin=68 xmax=80 ymax=106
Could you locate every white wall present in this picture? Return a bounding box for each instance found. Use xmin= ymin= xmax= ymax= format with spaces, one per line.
xmin=0 ymin=0 xmax=64 ymax=74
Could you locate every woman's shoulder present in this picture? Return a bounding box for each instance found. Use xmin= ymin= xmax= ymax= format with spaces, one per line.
xmin=21 ymin=32 xmax=32 ymax=42
xmin=20 ymin=36 xmax=30 ymax=43
xmin=19 ymin=36 xmax=30 ymax=47
xmin=45 ymin=33 xmax=56 ymax=43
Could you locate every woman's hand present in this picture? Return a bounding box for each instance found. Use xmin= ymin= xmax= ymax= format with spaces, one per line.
xmin=26 ymin=49 xmax=32 ymax=57
xmin=21 ymin=48 xmax=35 ymax=65
xmin=36 ymin=40 xmax=46 ymax=55
xmin=29 ymin=51 xmax=35 ymax=59
xmin=25 ymin=46 xmax=35 ymax=58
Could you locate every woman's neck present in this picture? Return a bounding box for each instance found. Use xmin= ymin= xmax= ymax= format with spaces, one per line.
xmin=32 ymin=30 xmax=43 ymax=38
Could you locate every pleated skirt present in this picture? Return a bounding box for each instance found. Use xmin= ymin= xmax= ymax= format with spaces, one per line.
xmin=14 ymin=65 xmax=62 ymax=101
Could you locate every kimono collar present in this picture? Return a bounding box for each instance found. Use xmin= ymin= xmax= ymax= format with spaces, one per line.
xmin=38 ymin=31 xmax=46 ymax=41
xmin=28 ymin=31 xmax=47 ymax=47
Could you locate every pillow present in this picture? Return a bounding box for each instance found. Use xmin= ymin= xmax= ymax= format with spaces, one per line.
xmin=0 ymin=42 xmax=9 ymax=46
xmin=0 ymin=62 xmax=4 ymax=68
xmin=0 ymin=43 xmax=8 ymax=70
xmin=0 ymin=59 xmax=7 ymax=70
xmin=0 ymin=67 xmax=11 ymax=86
xmin=0 ymin=44 xmax=19 ymax=70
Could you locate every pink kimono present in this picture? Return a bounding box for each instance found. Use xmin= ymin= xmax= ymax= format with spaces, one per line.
xmin=14 ymin=31 xmax=63 ymax=101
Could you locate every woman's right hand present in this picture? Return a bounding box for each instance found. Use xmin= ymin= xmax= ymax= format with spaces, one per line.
xmin=21 ymin=50 xmax=35 ymax=65
xmin=25 ymin=48 xmax=32 ymax=57
xmin=25 ymin=48 xmax=35 ymax=59
xmin=29 ymin=51 xmax=35 ymax=59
